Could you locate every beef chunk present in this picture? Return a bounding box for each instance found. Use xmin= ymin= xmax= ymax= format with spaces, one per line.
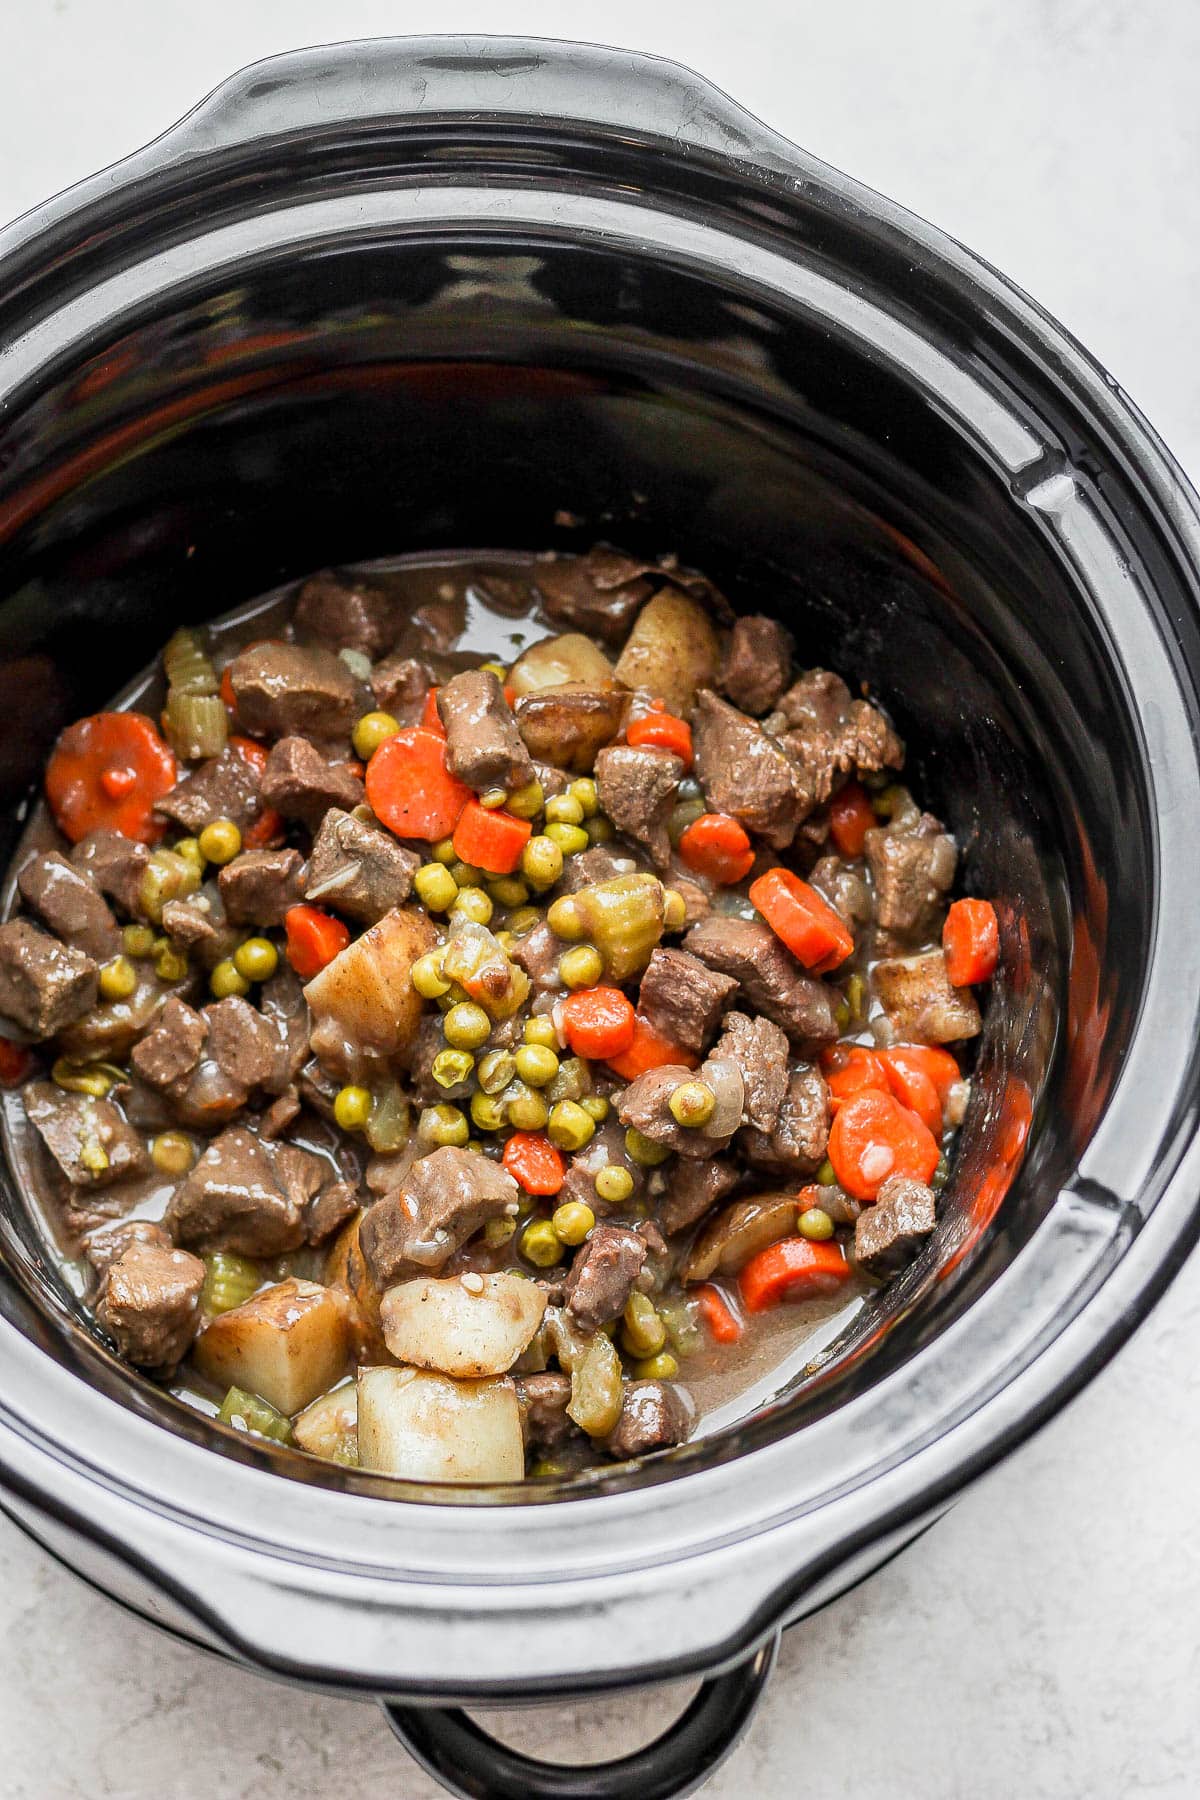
xmin=305 ymin=1180 xmax=359 ymax=1246
xmin=261 ymin=736 xmax=364 ymax=830
xmin=808 ymin=853 xmax=873 ymax=927
xmin=259 ymin=1088 xmax=301 ymax=1139
xmin=740 ymin=1064 xmax=830 ymax=1174
xmin=775 ymin=669 xmax=903 ymax=809
xmin=854 ymin=1174 xmax=937 ymax=1278
xmin=437 ymin=669 xmax=533 ymax=793
xmin=156 ymin=749 xmax=261 ymax=834
xmin=219 ymin=849 xmax=306 ymax=928
xmin=659 ymin=1157 xmax=740 ymax=1235
xmin=533 ymin=549 xmax=656 ymax=641
xmin=563 ymin=1224 xmax=647 ymax=1330
xmin=637 ymin=948 xmax=736 ymax=1058
xmin=370 ymin=653 xmax=430 ymax=722
xmin=864 ymin=815 xmax=957 ymax=942
xmin=710 ymin=1011 xmax=788 ymax=1134
xmin=691 ymin=690 xmax=804 ymax=848
xmin=17 ymin=852 xmax=121 ymax=962
xmin=164 ymin=1125 xmax=306 ymax=1255
xmin=259 ymin=965 xmax=310 ymax=1095
xmin=95 ymin=1239 xmax=205 ymax=1374
xmin=131 ymin=995 xmax=276 ymax=1127
xmin=558 ymin=843 xmax=651 ymax=893
xmin=228 ymin=641 xmax=360 ymax=744
xmin=604 ymin=1380 xmax=691 ymax=1459
xmin=84 ymin=1218 xmax=173 ymax=1275
xmin=685 ymin=916 xmax=838 ymax=1046
xmin=0 ymin=920 xmax=98 ymax=1037
xmin=721 ymin=615 xmax=793 ymax=716
xmin=617 ymin=1060 xmax=741 ymax=1160
xmin=594 ymin=744 xmax=682 ymax=868
xmin=304 ymin=809 xmax=417 ymax=923
xmin=70 ymin=829 xmax=150 ymax=916
xmin=160 ymin=899 xmax=218 ymax=954
xmin=293 ymin=569 xmax=399 ymax=658
xmin=515 ymin=1371 xmax=577 ymax=1452
xmin=510 ymin=919 xmax=563 ymax=993
xmin=204 ymin=997 xmax=279 ymax=1092
xmin=359 ymin=1146 xmax=520 ymax=1287
xmin=271 ymin=1141 xmax=330 ymax=1215
xmin=23 ymin=1081 xmax=148 ymax=1188
xmin=130 ymin=996 xmax=206 ymax=1090
xmin=874 ymin=949 xmax=982 ymax=1044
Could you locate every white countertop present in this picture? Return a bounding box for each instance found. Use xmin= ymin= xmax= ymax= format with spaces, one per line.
xmin=3 ymin=4 xmax=1198 ymax=1795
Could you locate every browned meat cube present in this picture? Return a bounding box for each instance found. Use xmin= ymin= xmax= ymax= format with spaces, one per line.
xmin=874 ymin=949 xmax=982 ymax=1044
xmin=164 ymin=1125 xmax=307 ymax=1256
xmin=563 ymin=1224 xmax=647 ymax=1331
xmin=721 ymin=615 xmax=794 ymax=716
xmin=637 ymin=948 xmax=736 ymax=1059
xmin=155 ymin=748 xmax=262 ymax=835
xmin=83 ymin=1218 xmax=174 ymax=1275
xmin=708 ymin=1011 xmax=787 ymax=1133
xmin=556 ymin=1120 xmax=647 ymax=1216
xmin=0 ymin=920 xmax=98 ymax=1038
xmin=604 ymin=1379 xmax=692 ymax=1459
xmin=305 ymin=1181 xmax=359 ymax=1246
xmin=437 ymin=668 xmax=533 ymax=793
xmin=740 ymin=1064 xmax=830 ymax=1175
xmin=17 ymin=852 xmax=121 ymax=961
xmin=854 ymin=1175 xmax=937 ymax=1277
xmin=594 ymin=744 xmax=682 ymax=868
xmin=293 ymin=569 xmax=399 ymax=658
xmin=218 ymin=848 xmax=306 ymax=927
xmin=70 ymin=828 xmax=151 ymax=916
xmin=685 ymin=915 xmax=838 ymax=1047
xmin=23 ymin=1081 xmax=148 ymax=1188
xmin=515 ymin=1370 xmax=577 ymax=1452
xmin=261 ymin=736 xmax=364 ymax=830
xmin=359 ymin=1146 xmax=520 ymax=1287
xmin=131 ymin=995 xmax=276 ymax=1128
xmin=228 ymin=642 xmax=360 ymax=744
xmin=370 ymin=654 xmax=430 ymax=722
xmin=691 ymin=690 xmax=805 ymax=848
xmin=533 ymin=549 xmax=656 ymax=641
xmin=864 ymin=815 xmax=957 ymax=942
xmin=304 ymin=808 xmax=417 ymax=923
xmin=95 ymin=1239 xmax=205 ymax=1374
xmin=617 ymin=1058 xmax=741 ymax=1160
xmin=159 ymin=899 xmax=219 ymax=954
xmin=775 ymin=668 xmax=903 ymax=809
xmin=658 ymin=1157 xmax=740 ymax=1236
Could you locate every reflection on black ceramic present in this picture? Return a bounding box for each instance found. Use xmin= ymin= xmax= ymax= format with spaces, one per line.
xmin=0 ymin=36 xmax=1198 ymax=1800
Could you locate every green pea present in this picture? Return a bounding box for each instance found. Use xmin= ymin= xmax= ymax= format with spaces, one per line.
xmin=233 ymin=936 xmax=278 ymax=983
xmin=411 ymin=952 xmax=450 ymax=999
xmin=419 ymin=1104 xmax=470 ymax=1147
xmin=479 ymin=787 xmax=509 ymax=811
xmin=155 ymin=944 xmax=190 ymax=984
xmin=334 ymin=1084 xmax=373 ymax=1131
xmin=631 ymin=1351 xmax=679 ymax=1380
xmin=487 ymin=876 xmax=530 ymax=909
xmin=432 ymin=1049 xmax=475 ymax=1089
xmin=569 ymin=778 xmax=598 ymax=818
xmin=505 ymin=1086 xmax=549 ymax=1132
xmin=470 ymin=1091 xmax=509 ymax=1133
xmin=668 ymin=1080 xmax=716 ymax=1128
xmin=443 ymin=1002 xmax=491 ymax=1050
xmin=506 ymin=906 xmax=542 ymax=937
xmin=544 ymin=792 xmax=585 ymax=827
xmin=209 ymin=958 xmax=249 ymax=999
xmin=151 ymin=1130 xmax=195 ymax=1176
xmin=414 ymin=862 xmax=460 ymax=913
xmin=523 ymin=1015 xmax=560 ymax=1049
xmin=521 ymin=835 xmax=564 ymax=891
xmin=552 ymin=1200 xmax=594 ymax=1245
xmin=558 ymin=944 xmax=603 ymax=990
xmin=451 ymin=886 xmax=494 ymax=926
xmin=431 ymin=837 xmax=457 ymax=865
xmin=449 ymin=860 xmax=484 ymax=889
xmin=98 ymin=956 xmax=137 ymax=1002
xmin=122 ymin=924 xmax=156 ymax=959
xmin=594 ymin=1164 xmax=634 ymax=1204
xmin=817 ymin=1158 xmax=837 ymax=1187
xmin=198 ymin=818 xmax=241 ymax=865
xmin=483 ymin=1217 xmax=517 ymax=1248
xmin=506 ymin=779 xmax=545 ymax=821
xmin=625 ymin=1127 xmax=671 ymax=1167
xmin=545 ymin=822 xmax=589 ymax=855
xmin=580 ymin=1094 xmax=610 ymax=1123
xmin=514 ymin=1043 xmax=559 ymax=1088
xmin=352 ymin=710 xmax=400 ymax=760
xmin=476 ymin=1049 xmax=516 ymax=1095
xmin=547 ymin=1099 xmax=595 ymax=1152
xmin=586 ymin=815 xmax=615 ymax=845
xmin=661 ymin=888 xmax=688 ymax=931
xmin=545 ymin=895 xmax=584 ymax=939
xmin=798 ymin=1206 xmax=835 ymax=1241
xmin=520 ymin=1219 xmax=564 ymax=1268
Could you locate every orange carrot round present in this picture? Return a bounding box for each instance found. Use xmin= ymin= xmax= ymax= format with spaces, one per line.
xmin=560 ymin=986 xmax=636 ymax=1061
xmin=242 ymin=805 xmax=285 ymax=850
xmin=365 ymin=726 xmax=471 ymax=842
xmin=739 ymin=1238 xmax=850 ymax=1312
xmin=45 ymin=711 xmax=177 ymax=844
xmin=626 ymin=707 xmax=693 ymax=769
xmin=880 ymin=1044 xmax=961 ymax=1104
xmin=502 ymin=1131 xmax=565 ymax=1196
xmin=829 ymin=781 xmax=876 ymax=857
xmin=605 ymin=1014 xmax=698 ymax=1080
xmin=828 ymin=1089 xmax=939 ymax=1201
xmin=880 ymin=1057 xmax=942 ymax=1137
xmin=677 ymin=813 xmax=755 ymax=885
xmin=825 ymin=1045 xmax=890 ymax=1112
xmin=284 ymin=904 xmax=351 ymax=981
xmin=696 ymin=1282 xmax=744 ymax=1343
xmin=452 ymin=798 xmax=533 ymax=875
xmin=943 ymin=898 xmax=999 ymax=986
xmin=229 ymin=734 xmax=269 ymax=775
xmin=749 ymin=867 xmax=854 ymax=973
xmin=420 ymin=688 xmax=445 ymax=736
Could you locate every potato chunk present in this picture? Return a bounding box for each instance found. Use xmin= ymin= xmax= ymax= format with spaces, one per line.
xmin=380 ymin=1271 xmax=546 ymax=1377
xmin=508 ymin=632 xmax=614 ymax=696
xmin=194 ymin=1278 xmax=352 ymax=1415
xmin=304 ymin=904 xmax=437 ymax=1077
xmin=613 ymin=590 xmax=721 ymax=714
xmin=356 ymin=1367 xmax=524 ymax=1482
xmin=293 ymin=1380 xmax=359 ymax=1464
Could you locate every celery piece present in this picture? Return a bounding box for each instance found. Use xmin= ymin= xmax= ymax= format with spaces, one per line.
xmin=202 ymin=1253 xmax=261 ymax=1317
xmin=218 ymin=1385 xmax=294 ymax=1444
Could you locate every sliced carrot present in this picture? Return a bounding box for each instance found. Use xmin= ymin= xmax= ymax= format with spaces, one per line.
xmin=827 ymin=1089 xmax=939 ymax=1201
xmin=749 ymin=867 xmax=853 ymax=974
xmin=452 ymin=799 xmax=533 ymax=875
xmin=696 ymin=1283 xmax=744 ymax=1344
xmin=880 ymin=1044 xmax=961 ymax=1105
xmin=243 ymin=805 xmax=285 ymax=850
xmin=626 ymin=708 xmax=693 ymax=769
xmin=45 ymin=711 xmax=177 ymax=845
xmin=229 ymin=734 xmax=269 ymax=776
xmin=420 ymin=688 xmax=445 ymax=736
xmin=943 ymin=898 xmax=999 ymax=986
xmin=560 ymin=986 xmax=636 ymax=1062
xmin=219 ymin=664 xmax=237 ymax=712
xmin=829 ymin=781 xmax=876 ymax=857
xmin=365 ymin=726 xmax=471 ymax=842
xmin=879 ymin=1057 xmax=941 ymax=1137
xmin=825 ymin=1045 xmax=890 ymax=1112
xmin=606 ymin=1014 xmax=698 ymax=1080
xmin=284 ymin=904 xmax=351 ymax=981
xmin=0 ymin=1039 xmax=33 ymax=1087
xmin=677 ymin=813 xmax=755 ymax=886
xmin=503 ymin=1131 xmax=565 ymax=1196
xmin=739 ymin=1238 xmax=850 ymax=1312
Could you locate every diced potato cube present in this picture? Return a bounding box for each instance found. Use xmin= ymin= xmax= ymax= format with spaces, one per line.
xmin=194 ymin=1278 xmax=351 ymax=1415
xmin=356 ymin=1367 xmax=524 ymax=1482
xmin=612 ymin=590 xmax=721 ymax=714
xmin=380 ymin=1271 xmax=546 ymax=1378
xmin=508 ymin=632 xmax=614 ymax=696
xmin=293 ymin=1380 xmax=358 ymax=1465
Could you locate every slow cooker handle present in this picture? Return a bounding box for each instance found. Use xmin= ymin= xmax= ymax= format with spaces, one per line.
xmin=379 ymin=1634 xmax=778 ymax=1800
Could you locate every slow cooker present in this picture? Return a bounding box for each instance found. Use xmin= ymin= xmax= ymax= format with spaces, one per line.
xmin=0 ymin=36 xmax=1198 ymax=1800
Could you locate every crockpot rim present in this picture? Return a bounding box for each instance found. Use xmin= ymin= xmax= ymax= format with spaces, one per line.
xmin=0 ymin=36 xmax=1198 ymax=1697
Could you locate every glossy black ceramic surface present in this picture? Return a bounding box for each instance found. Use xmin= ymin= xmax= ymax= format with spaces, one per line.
xmin=0 ymin=36 xmax=1198 ymax=1800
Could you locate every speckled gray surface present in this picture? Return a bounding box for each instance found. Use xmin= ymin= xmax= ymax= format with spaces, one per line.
xmin=2 ymin=3 xmax=1198 ymax=1795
